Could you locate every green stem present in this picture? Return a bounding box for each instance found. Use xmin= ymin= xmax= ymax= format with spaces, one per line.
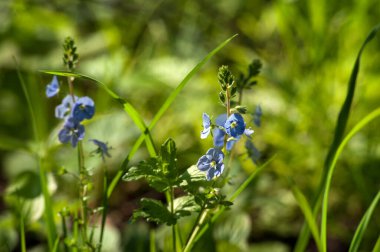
xmin=98 ymin=169 xmax=108 ymax=252
xmin=60 ymin=212 xmax=69 ymax=252
xmin=16 ymin=59 xmax=57 ymax=250
xmin=77 ymin=141 xmax=89 ymax=247
xmin=183 ymin=208 xmax=208 ymax=252
xmin=169 ymin=187 xmax=176 ymax=252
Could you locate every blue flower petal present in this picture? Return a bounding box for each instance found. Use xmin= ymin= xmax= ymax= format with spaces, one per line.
xmin=72 ymin=96 xmax=95 ymax=122
xmin=244 ymin=128 xmax=254 ymax=137
xmin=201 ymin=113 xmax=211 ymax=139
xmin=58 ymin=117 xmax=85 ymax=148
xmin=225 ymin=113 xmax=246 ymax=138
xmin=89 ymin=139 xmax=111 ymax=161
xmin=46 ymin=76 xmax=60 ymax=98
xmin=55 ymin=95 xmax=77 ymax=119
xmin=196 ymin=148 xmax=225 ymax=180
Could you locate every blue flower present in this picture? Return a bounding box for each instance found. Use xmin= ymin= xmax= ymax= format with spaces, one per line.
xmin=58 ymin=117 xmax=85 ymax=147
xmin=224 ymin=113 xmax=246 ymax=138
xmin=253 ymin=105 xmax=262 ymax=127
xmin=71 ymin=96 xmax=95 ymax=122
xmin=90 ymin=139 xmax=111 ymax=161
xmin=55 ymin=95 xmax=77 ymax=119
xmin=46 ymin=76 xmax=60 ymax=98
xmin=201 ymin=113 xmax=211 ymax=139
xmin=213 ymin=114 xmax=235 ymax=151
xmin=197 ymin=148 xmax=225 ymax=180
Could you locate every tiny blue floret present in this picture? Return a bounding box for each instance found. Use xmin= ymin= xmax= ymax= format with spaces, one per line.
xmin=224 ymin=113 xmax=246 ymax=138
xmin=197 ymin=148 xmax=225 ymax=180
xmin=201 ymin=113 xmax=211 ymax=139
xmin=46 ymin=76 xmax=60 ymax=98
xmin=89 ymin=139 xmax=111 ymax=161
xmin=72 ymin=96 xmax=95 ymax=122
xmin=253 ymin=105 xmax=262 ymax=127
xmin=58 ymin=117 xmax=85 ymax=147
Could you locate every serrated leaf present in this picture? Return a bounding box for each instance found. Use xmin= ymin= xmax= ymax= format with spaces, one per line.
xmin=172 ymin=195 xmax=200 ymax=218
xmin=133 ymin=198 xmax=176 ymax=225
xmin=122 ymin=158 xmax=170 ymax=192
xmin=179 ymin=165 xmax=208 ymax=189
xmin=122 ymin=158 xmax=158 ymax=181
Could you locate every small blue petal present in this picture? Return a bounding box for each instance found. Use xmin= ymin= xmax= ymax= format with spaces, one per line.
xmin=46 ymin=76 xmax=60 ymax=98
xmin=225 ymin=113 xmax=246 ymax=138
xmin=89 ymin=139 xmax=111 ymax=161
xmin=58 ymin=117 xmax=85 ymax=148
xmin=72 ymin=96 xmax=95 ymax=122
xmin=244 ymin=128 xmax=254 ymax=137
xmin=197 ymin=148 xmax=225 ymax=180
xmin=55 ymin=95 xmax=77 ymax=119
xmin=201 ymin=113 xmax=211 ymax=139
xmin=253 ymin=105 xmax=262 ymax=127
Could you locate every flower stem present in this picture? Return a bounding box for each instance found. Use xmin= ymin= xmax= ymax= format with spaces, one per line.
xmin=77 ymin=141 xmax=89 ymax=247
xmin=183 ymin=207 xmax=208 ymax=252
xmin=169 ymin=187 xmax=176 ymax=252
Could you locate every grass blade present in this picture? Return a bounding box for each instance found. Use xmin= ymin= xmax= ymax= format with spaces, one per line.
xmin=373 ymin=236 xmax=380 ymax=252
xmin=321 ymin=108 xmax=380 ymax=252
xmin=290 ymin=182 xmax=322 ymax=252
xmin=295 ymin=24 xmax=380 ymax=251
xmin=349 ymin=190 xmax=380 ymax=252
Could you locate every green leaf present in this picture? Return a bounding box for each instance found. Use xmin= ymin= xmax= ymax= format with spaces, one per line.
xmin=6 ymin=171 xmax=41 ymax=199
xmin=122 ymin=158 xmax=169 ymax=192
xmin=160 ymin=138 xmax=177 ymax=179
xmin=179 ymin=165 xmax=209 ymax=191
xmin=133 ymin=198 xmax=176 ymax=225
xmin=172 ymin=195 xmax=200 ymax=218
xmin=349 ymin=190 xmax=380 ymax=252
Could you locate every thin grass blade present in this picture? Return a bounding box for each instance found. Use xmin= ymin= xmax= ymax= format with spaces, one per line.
xmin=290 ymin=182 xmax=322 ymax=252
xmin=349 ymin=190 xmax=380 ymax=252
xmin=321 ymin=108 xmax=380 ymax=252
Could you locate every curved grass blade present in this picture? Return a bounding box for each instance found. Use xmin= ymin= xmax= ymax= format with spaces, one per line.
xmin=349 ymin=190 xmax=380 ymax=252
xmin=373 ymin=236 xmax=380 ymax=252
xmin=295 ymin=24 xmax=380 ymax=252
xmin=321 ymin=108 xmax=380 ymax=252
xmin=290 ymin=181 xmax=322 ymax=252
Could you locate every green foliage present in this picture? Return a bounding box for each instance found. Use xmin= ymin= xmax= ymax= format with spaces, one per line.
xmin=133 ymin=198 xmax=177 ymax=225
xmin=236 ymin=59 xmax=262 ymax=91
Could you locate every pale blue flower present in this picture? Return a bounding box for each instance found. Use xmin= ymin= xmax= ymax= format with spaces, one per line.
xmin=201 ymin=113 xmax=211 ymax=139
xmin=46 ymin=76 xmax=60 ymax=98
xmin=197 ymin=148 xmax=225 ymax=180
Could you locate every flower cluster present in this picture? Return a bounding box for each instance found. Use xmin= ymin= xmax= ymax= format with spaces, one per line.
xmin=197 ymin=112 xmax=253 ymax=180
xmin=45 ymin=76 xmax=110 ymax=156
xmin=196 ymin=64 xmax=261 ymax=181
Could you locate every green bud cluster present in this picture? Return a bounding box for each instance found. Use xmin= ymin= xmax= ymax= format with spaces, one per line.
xmin=63 ymin=37 xmax=79 ymax=71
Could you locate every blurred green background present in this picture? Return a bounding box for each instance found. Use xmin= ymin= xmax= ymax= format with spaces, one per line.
xmin=0 ymin=0 xmax=379 ymax=251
